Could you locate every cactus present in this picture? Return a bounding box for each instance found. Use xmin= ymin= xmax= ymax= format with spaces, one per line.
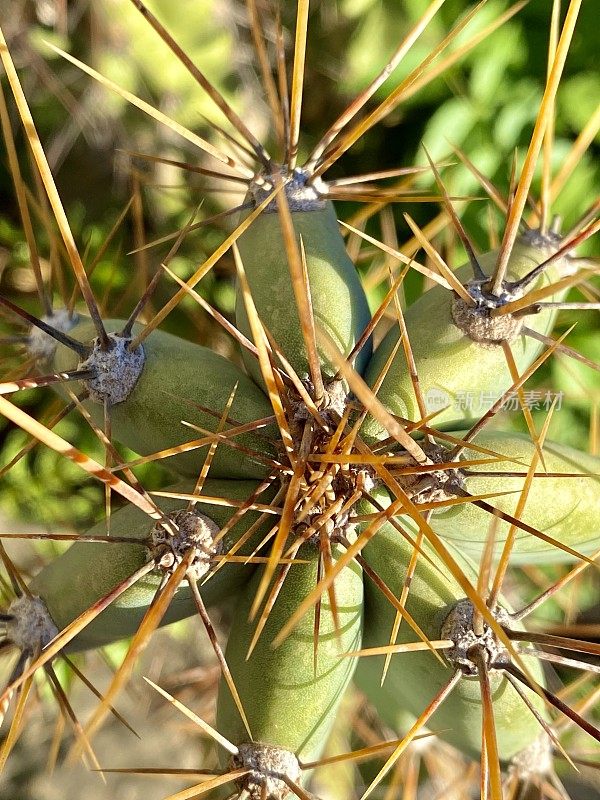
xmin=0 ymin=2 xmax=599 ymax=800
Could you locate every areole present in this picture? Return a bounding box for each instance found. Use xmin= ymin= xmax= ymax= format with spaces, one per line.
xmin=26 ymin=479 xmax=276 ymax=651
xmin=51 ymin=317 xmax=278 ymax=479
xmin=362 ymin=229 xmax=574 ymax=439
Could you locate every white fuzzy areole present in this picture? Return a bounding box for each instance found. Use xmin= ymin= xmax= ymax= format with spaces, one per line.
xmin=440 ymin=598 xmax=510 ymax=676
xmin=28 ymin=309 xmax=79 ymax=361
xmin=232 ymin=743 xmax=302 ymax=800
xmin=509 ymin=734 xmax=553 ymax=781
xmin=290 ymin=379 xmax=348 ymax=428
xmin=451 ymin=296 xmax=524 ymax=348
xmin=7 ymin=595 xmax=58 ymax=653
xmin=151 ymin=509 xmax=222 ymax=581
xmin=249 ymin=166 xmax=328 ymax=212
xmin=394 ymin=442 xmax=465 ymax=505
xmin=78 ymin=332 xmax=145 ymax=405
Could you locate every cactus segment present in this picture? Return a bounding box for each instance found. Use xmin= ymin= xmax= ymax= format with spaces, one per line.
xmin=217 ymin=542 xmax=363 ymax=769
xmin=421 ymin=431 xmax=600 ymax=563
xmin=2 ymin=1 xmax=599 ymax=792
xmin=27 ymin=479 xmax=275 ymax=651
xmin=51 ymin=318 xmax=278 ymax=479
xmin=362 ymin=232 xmax=569 ymax=439
xmin=235 ymin=170 xmax=372 ymax=386
xmin=359 ymin=510 xmax=547 ymax=761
